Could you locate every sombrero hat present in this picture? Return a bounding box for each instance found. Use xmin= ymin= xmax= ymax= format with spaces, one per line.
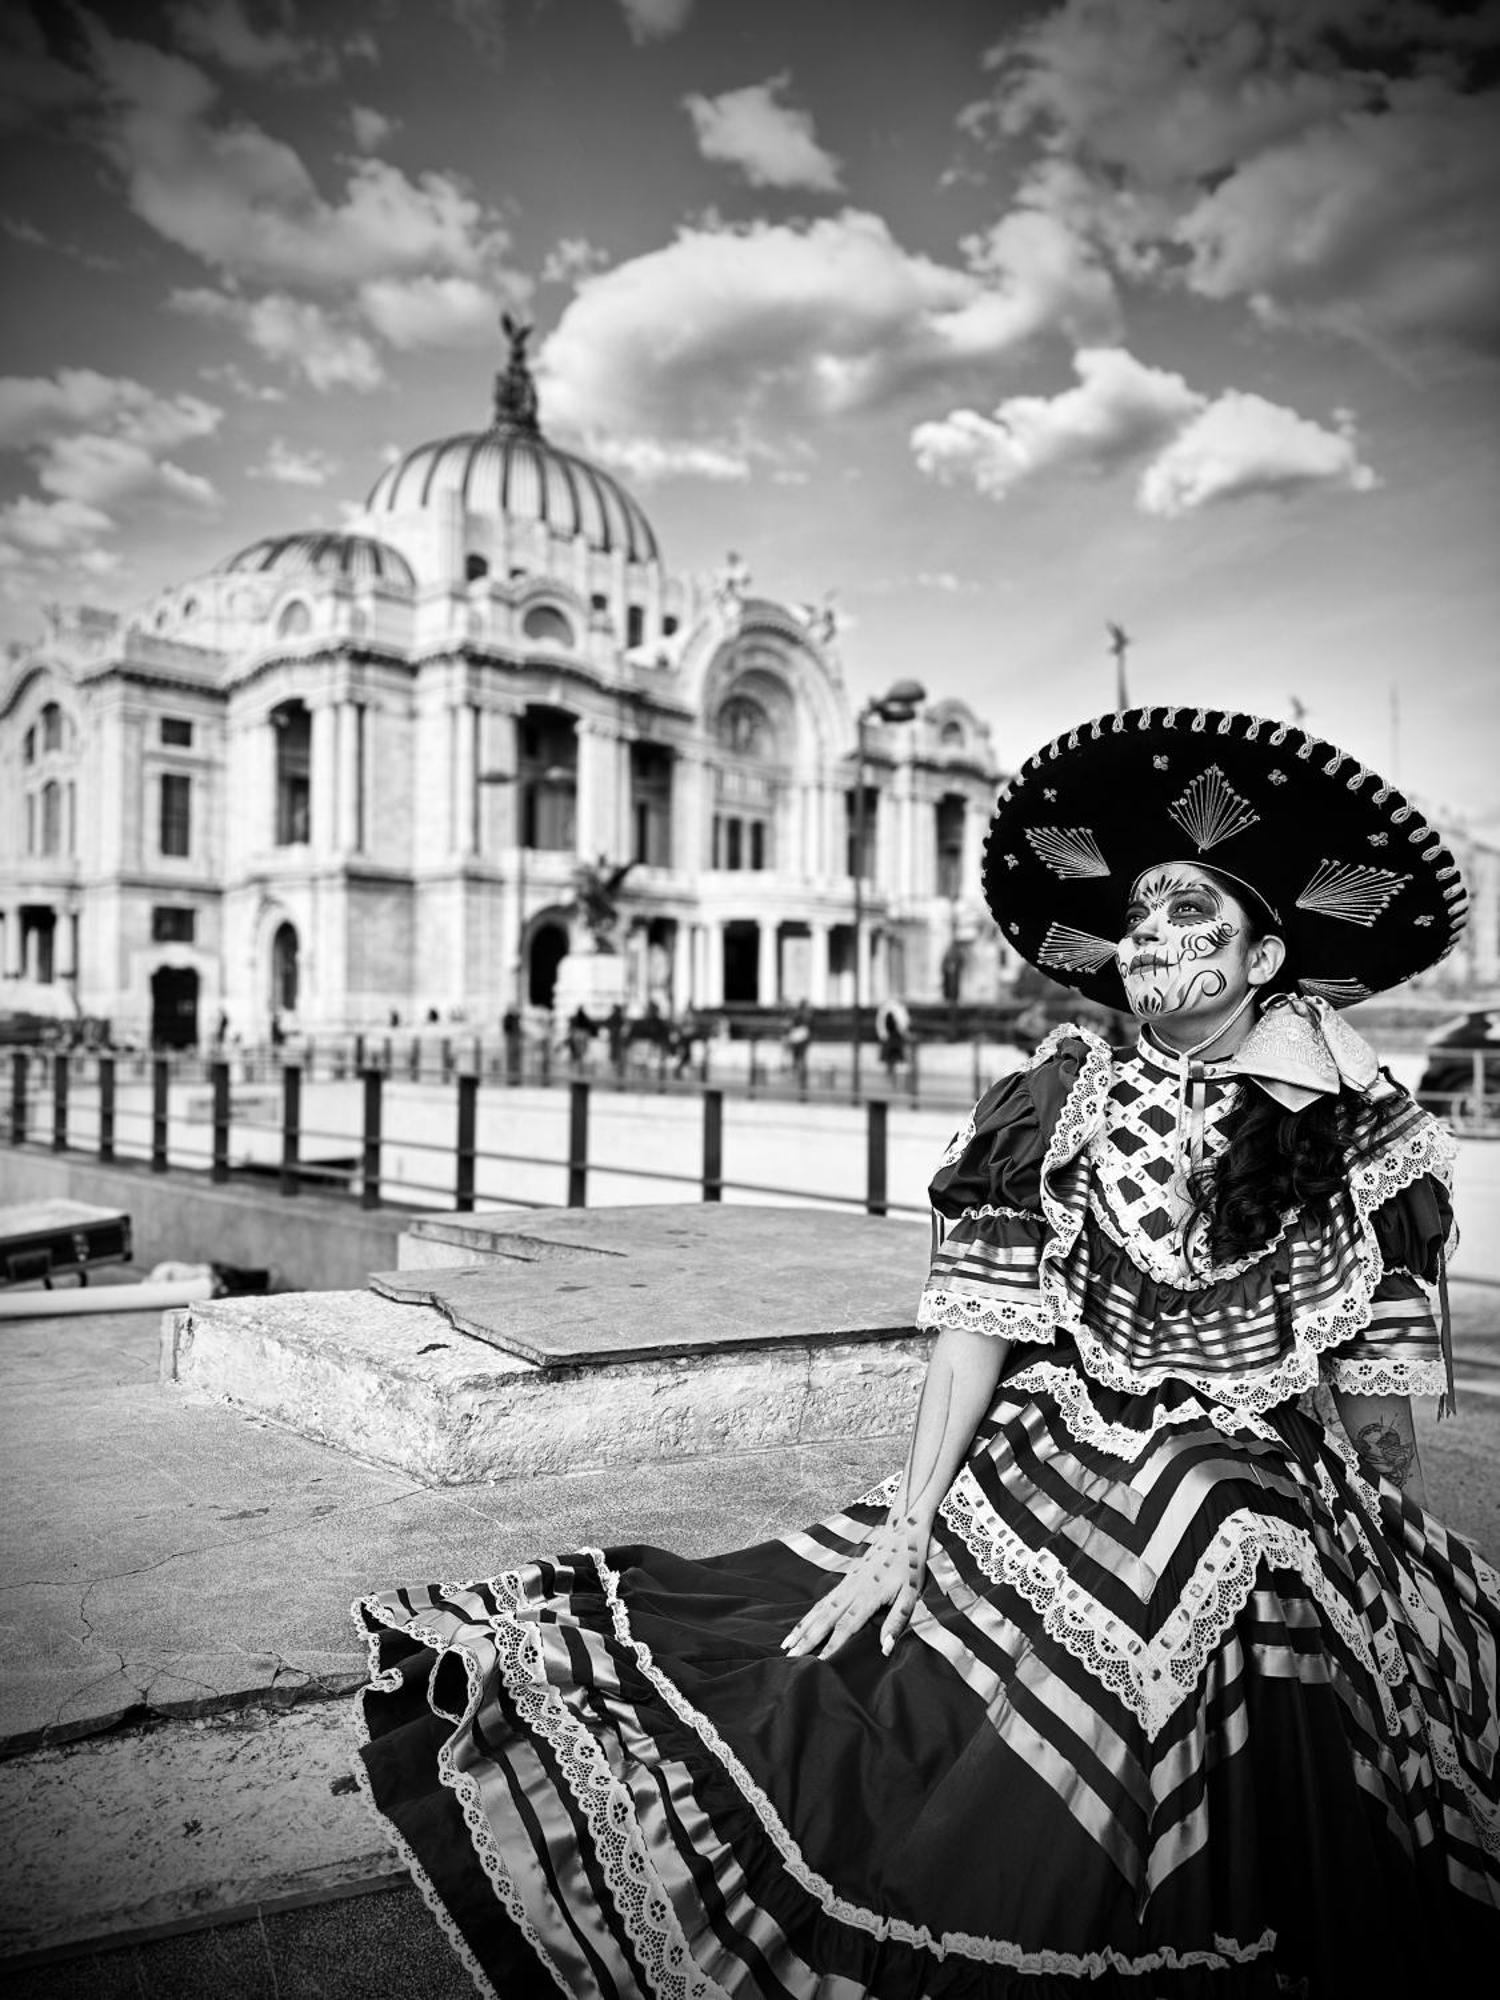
xmin=983 ymin=706 xmax=1468 ymax=1012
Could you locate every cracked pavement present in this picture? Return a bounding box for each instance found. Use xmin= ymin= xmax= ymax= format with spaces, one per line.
xmin=0 ymin=1292 xmax=897 ymax=1962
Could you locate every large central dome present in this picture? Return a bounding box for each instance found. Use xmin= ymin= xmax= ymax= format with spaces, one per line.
xmin=364 ymin=318 xmax=659 ymax=565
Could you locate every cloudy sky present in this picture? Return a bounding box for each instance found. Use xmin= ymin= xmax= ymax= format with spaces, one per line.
xmin=2 ymin=0 xmax=1497 ymax=819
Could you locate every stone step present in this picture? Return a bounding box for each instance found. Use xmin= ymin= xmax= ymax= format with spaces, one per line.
xmin=164 ymin=1206 xmax=933 ymax=1484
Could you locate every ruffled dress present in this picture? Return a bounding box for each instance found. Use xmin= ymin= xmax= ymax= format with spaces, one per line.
xmin=353 ymin=1026 xmax=1500 ymax=1998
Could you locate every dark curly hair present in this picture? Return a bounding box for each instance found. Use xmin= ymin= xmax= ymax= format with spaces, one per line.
xmin=1189 ymin=1089 xmax=1360 ymax=1266
xmin=1181 ymin=871 xmax=1362 ymax=1265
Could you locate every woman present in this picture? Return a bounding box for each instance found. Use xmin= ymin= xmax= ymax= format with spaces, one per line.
xmin=354 ymin=708 xmax=1499 ymax=1997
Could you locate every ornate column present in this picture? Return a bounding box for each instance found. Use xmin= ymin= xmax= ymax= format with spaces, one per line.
xmin=309 ymin=701 xmax=337 ymax=855
xmin=757 ymin=921 xmax=778 ymax=1007
xmin=336 ymin=703 xmax=362 ymax=855
xmin=574 ymin=721 xmax=607 ymax=858
xmin=671 ymin=919 xmax=691 ymax=1010
xmin=452 ymin=699 xmax=477 ymax=857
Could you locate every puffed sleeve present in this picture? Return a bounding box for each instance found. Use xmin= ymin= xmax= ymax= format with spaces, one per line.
xmin=1325 ymin=1173 xmax=1454 ymax=1399
xmin=919 ymin=1040 xmax=1094 ymax=1344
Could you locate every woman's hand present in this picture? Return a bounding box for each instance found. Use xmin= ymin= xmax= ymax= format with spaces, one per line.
xmin=781 ymin=1515 xmax=929 ymax=1662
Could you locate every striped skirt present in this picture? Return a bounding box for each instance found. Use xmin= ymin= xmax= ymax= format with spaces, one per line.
xmin=353 ymin=1358 xmax=1500 ymax=1997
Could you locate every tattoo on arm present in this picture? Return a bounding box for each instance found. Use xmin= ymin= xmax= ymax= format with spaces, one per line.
xmin=1352 ymin=1419 xmax=1418 ymax=1488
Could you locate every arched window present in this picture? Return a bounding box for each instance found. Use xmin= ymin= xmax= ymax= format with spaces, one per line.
xmin=940 ymin=719 xmax=966 ymax=748
xmin=272 ymin=700 xmax=312 ymax=845
xmin=40 ymin=702 xmax=65 ymax=753
xmin=271 ymin=922 xmax=299 ymax=1015
xmin=465 ymin=553 xmax=490 ymax=582
xmin=277 ymin=599 xmax=312 ymax=639
xmin=521 ymin=603 xmax=574 ymax=648
xmin=716 ymin=695 xmax=774 ymax=760
xmin=40 ymin=780 xmax=62 ymax=856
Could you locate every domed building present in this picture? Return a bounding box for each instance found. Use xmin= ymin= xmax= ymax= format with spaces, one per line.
xmin=0 ymin=324 xmax=1012 ymax=1046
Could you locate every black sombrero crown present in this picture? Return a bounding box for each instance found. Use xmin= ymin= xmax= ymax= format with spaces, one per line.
xmin=983 ymin=706 xmax=1468 ymax=1011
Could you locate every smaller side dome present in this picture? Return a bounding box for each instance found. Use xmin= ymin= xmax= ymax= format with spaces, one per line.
xmin=217 ymin=531 xmax=416 ymax=591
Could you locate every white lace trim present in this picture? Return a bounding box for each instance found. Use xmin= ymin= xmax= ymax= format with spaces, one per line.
xmin=587 ymin=1549 xmax=1277 ymax=1977
xmin=1014 ymin=1025 xmax=1457 ymax=1416
xmin=351 ymin=1595 xmax=549 ymax=2000
xmin=357 ymin=1582 xmax=730 ymax=2000
xmin=1006 ymin=1360 xmax=1279 ymax=1454
xmin=915 ymin=1289 xmax=1056 ymax=1341
xmin=1326 ymin=1356 xmax=1450 ymax=1397
xmin=940 ymin=1468 xmax=1400 ymax=1742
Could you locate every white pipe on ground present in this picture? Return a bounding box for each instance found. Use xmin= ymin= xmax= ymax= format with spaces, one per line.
xmin=0 ymin=1277 xmax=216 ymax=1319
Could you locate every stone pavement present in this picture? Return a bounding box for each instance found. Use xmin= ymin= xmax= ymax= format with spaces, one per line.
xmin=2 ymin=1276 xmax=1498 ymax=1993
xmin=0 ymin=1293 xmax=899 ymax=1986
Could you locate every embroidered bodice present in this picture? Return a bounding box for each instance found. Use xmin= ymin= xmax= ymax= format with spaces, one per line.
xmin=1087 ymin=1039 xmax=1241 ymax=1286
xmin=919 ymin=1023 xmax=1455 ymax=1414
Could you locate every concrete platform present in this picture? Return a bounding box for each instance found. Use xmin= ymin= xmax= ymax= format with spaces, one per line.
xmin=166 ymin=1205 xmax=933 ymax=1482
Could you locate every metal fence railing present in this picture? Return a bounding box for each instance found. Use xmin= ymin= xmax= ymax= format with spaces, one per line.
xmin=2 ymin=1048 xmax=930 ymax=1221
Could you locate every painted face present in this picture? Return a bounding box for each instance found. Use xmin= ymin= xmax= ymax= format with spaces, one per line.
xmin=1116 ymin=865 xmax=1248 ymax=1021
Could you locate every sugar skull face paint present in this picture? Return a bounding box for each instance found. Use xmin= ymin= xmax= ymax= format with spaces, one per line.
xmin=1116 ymin=866 xmax=1243 ymax=1020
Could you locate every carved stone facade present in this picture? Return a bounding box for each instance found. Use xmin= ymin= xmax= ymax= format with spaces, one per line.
xmin=0 ymin=357 xmax=1009 ymax=1044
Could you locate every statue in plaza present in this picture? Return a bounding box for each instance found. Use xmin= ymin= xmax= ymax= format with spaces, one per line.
xmin=493 ymin=311 xmax=541 ymax=434
xmin=567 ymin=854 xmax=637 ymax=952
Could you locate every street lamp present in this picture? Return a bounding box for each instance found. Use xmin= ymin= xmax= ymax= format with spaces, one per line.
xmin=850 ymin=677 xmax=926 ymax=1099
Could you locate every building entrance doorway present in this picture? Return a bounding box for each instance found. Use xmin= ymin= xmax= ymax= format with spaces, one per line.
xmin=723 ymin=920 xmax=760 ymax=1004
xmin=529 ymin=923 xmax=569 ymax=1009
xmin=151 ymin=966 xmax=199 ymax=1049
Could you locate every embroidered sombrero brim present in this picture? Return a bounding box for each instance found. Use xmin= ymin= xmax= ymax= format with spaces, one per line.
xmin=983 ymin=707 xmax=1468 ymax=1011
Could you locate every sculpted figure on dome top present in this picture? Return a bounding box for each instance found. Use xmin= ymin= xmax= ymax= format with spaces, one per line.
xmin=494 ymin=311 xmax=540 ymax=433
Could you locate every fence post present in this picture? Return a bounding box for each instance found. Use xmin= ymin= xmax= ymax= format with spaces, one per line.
xmin=971 ymin=1037 xmax=982 ymax=1100
xmin=455 ymin=1073 xmax=477 ymax=1212
xmin=865 ymin=1098 xmax=889 ymax=1217
xmin=52 ymin=1052 xmax=69 ymax=1152
xmin=210 ymin=1059 xmax=231 ymax=1182
xmin=361 ymin=1068 xmax=383 ymax=1209
xmin=151 ymin=1057 xmax=170 ymax=1172
xmin=280 ymin=1063 xmax=302 ymax=1197
xmin=98 ymin=1054 xmax=115 ymax=1163
xmin=441 ymin=1036 xmax=454 ymax=1081
xmin=702 ymin=1088 xmax=723 ymax=1202
xmin=747 ymin=1036 xmax=759 ymax=1099
xmin=353 ymin=1032 xmax=365 ymax=1072
xmin=8 ymin=1050 xmax=26 ymax=1145
xmin=567 ymin=1081 xmax=589 ymax=1207
xmin=409 ymin=1038 xmax=421 ymax=1082
xmin=908 ymin=1041 xmax=921 ymax=1107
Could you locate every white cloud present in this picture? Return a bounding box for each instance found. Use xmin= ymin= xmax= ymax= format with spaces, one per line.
xmin=173 ymin=288 xmax=385 ymax=391
xmin=913 ymin=348 xmax=1200 ymax=499
xmin=541 ymin=209 xmax=1117 ymax=475
xmin=620 ymin=0 xmax=694 ymax=43
xmin=37 ymin=432 xmax=216 ymax=511
xmin=0 ymin=366 xmax=221 ymax=584
xmin=596 ymin=439 xmax=750 ymax=483
xmin=1175 ymin=81 xmax=1500 ymax=360
xmin=981 ymin=0 xmax=1500 ymax=362
xmin=0 ymin=495 xmax=114 ymax=556
xmin=0 ymin=369 xmax=221 ymax=453
xmin=349 ymin=103 xmax=398 ymax=152
xmin=199 ymin=361 xmax=286 ymax=402
xmin=684 ymin=74 xmax=843 ymax=193
xmin=83 ymin=21 xmax=517 ymax=296
xmin=1137 ymin=393 xmax=1378 ymax=515
xmin=358 ymin=273 xmax=502 ymax=350
xmin=249 ymin=438 xmax=337 ymax=487
xmin=912 ymin=346 xmax=1376 ymax=514
xmin=540 ymin=237 xmax=611 ymax=287
xmin=440 ymin=0 xmax=507 ymax=65
xmin=164 ymin=0 xmax=337 ymax=82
